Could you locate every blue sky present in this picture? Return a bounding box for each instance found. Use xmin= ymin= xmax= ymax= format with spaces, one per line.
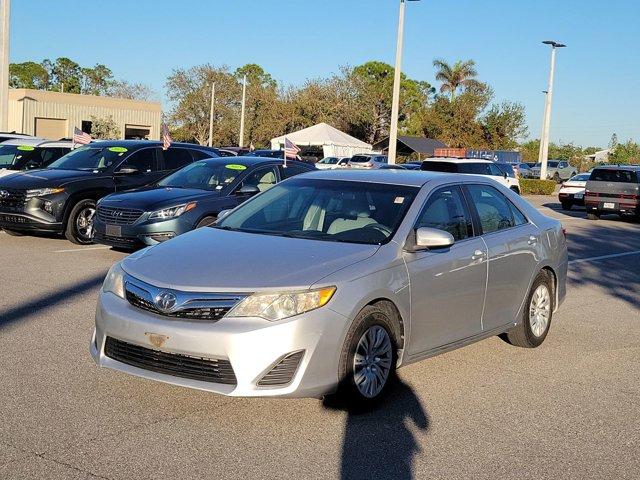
xmin=9 ymin=0 xmax=640 ymax=147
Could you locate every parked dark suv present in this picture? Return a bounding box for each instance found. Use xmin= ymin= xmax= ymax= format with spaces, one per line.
xmin=584 ymin=165 xmax=640 ymax=220
xmin=93 ymin=158 xmax=315 ymax=249
xmin=0 ymin=140 xmax=219 ymax=244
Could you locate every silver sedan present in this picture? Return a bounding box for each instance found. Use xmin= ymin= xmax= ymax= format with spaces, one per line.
xmin=91 ymin=169 xmax=568 ymax=405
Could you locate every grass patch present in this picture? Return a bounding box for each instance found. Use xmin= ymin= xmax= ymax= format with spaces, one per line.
xmin=520 ymin=179 xmax=557 ymax=195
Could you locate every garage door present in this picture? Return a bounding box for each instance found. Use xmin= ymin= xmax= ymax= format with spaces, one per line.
xmin=35 ymin=118 xmax=67 ymax=140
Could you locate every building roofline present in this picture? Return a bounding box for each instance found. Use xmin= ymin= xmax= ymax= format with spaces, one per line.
xmin=8 ymin=88 xmax=161 ymax=112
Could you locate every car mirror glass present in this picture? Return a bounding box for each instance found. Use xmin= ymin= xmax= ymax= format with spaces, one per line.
xmin=216 ymin=209 xmax=232 ymax=222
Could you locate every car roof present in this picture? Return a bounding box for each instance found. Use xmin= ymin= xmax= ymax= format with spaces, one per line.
xmin=88 ymin=140 xmax=216 ymax=150
xmin=426 ymin=157 xmax=495 ymax=164
xmin=194 ymin=156 xmax=310 ymax=168
xmin=0 ymin=137 xmax=73 ymax=147
xmin=592 ymin=165 xmax=640 ymax=171
xmin=302 ymin=167 xmax=463 ymax=187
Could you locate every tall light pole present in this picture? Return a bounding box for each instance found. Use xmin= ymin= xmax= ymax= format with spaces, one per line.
xmin=538 ymin=40 xmax=565 ymax=180
xmin=208 ymin=82 xmax=215 ymax=147
xmin=388 ymin=0 xmax=420 ymax=165
xmin=238 ymin=74 xmax=247 ymax=147
xmin=0 ymin=0 xmax=10 ymax=132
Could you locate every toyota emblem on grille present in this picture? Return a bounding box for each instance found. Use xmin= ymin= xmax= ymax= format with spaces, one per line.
xmin=0 ymin=190 xmax=9 ymax=199
xmin=155 ymin=291 xmax=177 ymax=311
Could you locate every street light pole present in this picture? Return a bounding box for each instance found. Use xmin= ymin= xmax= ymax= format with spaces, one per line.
xmin=388 ymin=0 xmax=419 ymax=165
xmin=538 ymin=40 xmax=565 ymax=180
xmin=239 ymin=74 xmax=247 ymax=147
xmin=0 ymin=0 xmax=10 ymax=132
xmin=208 ymin=82 xmax=215 ymax=147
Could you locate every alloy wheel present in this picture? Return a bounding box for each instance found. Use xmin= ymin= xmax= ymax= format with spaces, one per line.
xmin=529 ymin=284 xmax=551 ymax=337
xmin=353 ymin=325 xmax=393 ymax=398
xmin=76 ymin=206 xmax=96 ymax=240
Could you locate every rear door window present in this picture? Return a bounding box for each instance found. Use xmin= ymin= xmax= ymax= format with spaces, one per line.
xmin=459 ymin=163 xmax=492 ymax=175
xmin=280 ymin=163 xmax=312 ymax=179
xmin=118 ymin=148 xmax=158 ymax=173
xmin=466 ymin=184 xmax=516 ymax=234
xmin=161 ymin=148 xmax=194 ymax=170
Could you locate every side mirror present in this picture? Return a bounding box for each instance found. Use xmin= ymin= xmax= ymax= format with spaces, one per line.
xmin=117 ymin=167 xmax=140 ymax=175
xmin=405 ymin=227 xmax=454 ymax=252
xmin=25 ymin=161 xmax=40 ymax=170
xmin=235 ymin=185 xmax=260 ymax=196
xmin=216 ymin=209 xmax=232 ymax=222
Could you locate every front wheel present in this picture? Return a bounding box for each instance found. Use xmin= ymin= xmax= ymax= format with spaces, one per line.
xmin=504 ymin=271 xmax=553 ymax=348
xmin=65 ymin=199 xmax=96 ymax=245
xmin=553 ymin=172 xmax=561 ymax=183
xmin=334 ymin=305 xmax=400 ymax=406
xmin=587 ymin=212 xmax=600 ymax=220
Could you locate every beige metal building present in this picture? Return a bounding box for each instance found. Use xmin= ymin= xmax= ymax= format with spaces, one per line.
xmin=6 ymin=88 xmax=161 ymax=140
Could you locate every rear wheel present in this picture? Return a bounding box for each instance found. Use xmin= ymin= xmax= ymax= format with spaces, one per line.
xmin=334 ymin=304 xmax=400 ymax=406
xmin=2 ymin=228 xmax=24 ymax=236
xmin=587 ymin=212 xmax=600 ymax=220
xmin=65 ymin=199 xmax=96 ymax=245
xmin=196 ymin=216 xmax=217 ymax=228
xmin=504 ymin=270 xmax=553 ymax=348
xmin=561 ymin=201 xmax=572 ymax=211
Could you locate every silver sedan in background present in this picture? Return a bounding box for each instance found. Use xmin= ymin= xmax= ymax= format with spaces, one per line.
xmin=92 ymin=170 xmax=567 ymax=405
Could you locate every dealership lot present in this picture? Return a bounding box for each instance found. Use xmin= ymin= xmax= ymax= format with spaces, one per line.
xmin=0 ymin=197 xmax=638 ymax=479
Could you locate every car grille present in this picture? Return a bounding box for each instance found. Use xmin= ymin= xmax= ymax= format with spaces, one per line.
xmin=124 ymin=280 xmax=243 ymax=322
xmin=104 ymin=337 xmax=237 ymax=384
xmin=96 ymin=206 xmax=143 ymax=225
xmin=0 ymin=188 xmax=26 ymax=211
xmin=258 ymin=351 xmax=304 ymax=387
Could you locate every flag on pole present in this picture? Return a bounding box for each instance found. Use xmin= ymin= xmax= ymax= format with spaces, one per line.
xmin=73 ymin=127 xmax=91 ymax=145
xmin=161 ymin=123 xmax=172 ymax=150
xmin=283 ymin=137 xmax=300 ymax=168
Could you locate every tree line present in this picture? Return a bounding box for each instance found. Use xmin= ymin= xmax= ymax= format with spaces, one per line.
xmin=9 ymin=57 xmax=154 ymax=101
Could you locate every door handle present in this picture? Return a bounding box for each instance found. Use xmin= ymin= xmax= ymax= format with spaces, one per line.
xmin=528 ymin=235 xmax=538 ymax=245
xmin=472 ymin=249 xmax=486 ymax=261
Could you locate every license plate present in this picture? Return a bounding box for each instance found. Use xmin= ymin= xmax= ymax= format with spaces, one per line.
xmin=603 ymin=202 xmax=615 ymax=209
xmin=106 ymin=224 xmax=122 ymax=237
xmin=574 ymin=193 xmax=583 ymax=199
xmin=1 ymin=214 xmax=26 ymax=223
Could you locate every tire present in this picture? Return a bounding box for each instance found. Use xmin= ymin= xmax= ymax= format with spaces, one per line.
xmin=64 ymin=199 xmax=96 ymax=245
xmin=504 ymin=271 xmax=553 ymax=348
xmin=196 ymin=216 xmax=217 ymax=228
xmin=2 ymin=228 xmax=24 ymax=236
xmin=553 ymin=172 xmax=561 ymax=183
xmin=561 ymin=201 xmax=572 ymax=211
xmin=333 ymin=304 xmax=401 ymax=407
xmin=587 ymin=212 xmax=600 ymax=220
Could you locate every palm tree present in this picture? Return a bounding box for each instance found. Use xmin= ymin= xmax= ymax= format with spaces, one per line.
xmin=432 ymin=59 xmax=482 ymax=100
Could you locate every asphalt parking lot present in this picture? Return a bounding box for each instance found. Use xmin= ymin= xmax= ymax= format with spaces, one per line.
xmin=0 ymin=196 xmax=638 ymax=480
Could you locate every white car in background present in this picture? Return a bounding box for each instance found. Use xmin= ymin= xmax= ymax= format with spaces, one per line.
xmin=315 ymin=156 xmax=350 ymax=170
xmin=558 ymin=173 xmax=590 ymax=210
xmin=420 ymin=158 xmax=521 ymax=194
xmin=0 ymin=138 xmax=73 ymax=178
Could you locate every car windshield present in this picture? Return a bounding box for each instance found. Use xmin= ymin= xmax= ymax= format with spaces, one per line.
xmin=590 ymin=169 xmax=639 ymax=183
xmin=217 ymin=178 xmax=418 ymax=245
xmin=569 ymin=174 xmax=590 ymax=182
xmin=0 ymin=145 xmax=38 ymax=169
xmin=318 ymin=157 xmax=338 ymax=164
xmin=48 ymin=145 xmax=127 ymax=171
xmin=158 ymin=161 xmax=241 ymax=191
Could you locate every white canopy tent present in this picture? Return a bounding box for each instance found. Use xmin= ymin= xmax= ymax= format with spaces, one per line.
xmin=270 ymin=123 xmax=372 ymax=158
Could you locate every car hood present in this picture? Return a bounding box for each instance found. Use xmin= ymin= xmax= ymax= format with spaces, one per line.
xmin=100 ymin=186 xmax=218 ymax=211
xmin=121 ymin=228 xmax=379 ymax=292
xmin=0 ymin=168 xmax=97 ymax=188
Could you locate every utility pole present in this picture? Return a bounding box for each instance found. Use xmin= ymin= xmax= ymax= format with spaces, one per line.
xmin=538 ymin=40 xmax=566 ymax=180
xmin=0 ymin=0 xmax=10 ymax=132
xmin=208 ymin=82 xmax=215 ymax=147
xmin=239 ymin=74 xmax=246 ymax=147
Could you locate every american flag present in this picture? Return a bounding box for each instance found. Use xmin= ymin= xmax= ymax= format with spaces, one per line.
xmin=161 ymin=123 xmax=172 ymax=150
xmin=73 ymin=127 xmax=91 ymax=145
xmin=284 ymin=137 xmax=300 ymax=159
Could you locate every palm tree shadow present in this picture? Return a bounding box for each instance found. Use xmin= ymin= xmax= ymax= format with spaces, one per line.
xmin=324 ymin=379 xmax=430 ymax=480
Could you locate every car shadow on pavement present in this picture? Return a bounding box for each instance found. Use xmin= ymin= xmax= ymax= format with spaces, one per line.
xmin=0 ymin=272 xmax=106 ymax=330
xmin=323 ymin=379 xmax=430 ymax=480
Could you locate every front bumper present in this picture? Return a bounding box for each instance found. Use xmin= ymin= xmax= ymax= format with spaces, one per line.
xmin=91 ymin=291 xmax=349 ymax=398
xmin=0 ymin=193 xmax=66 ymax=233
xmin=93 ymin=216 xmax=193 ymax=249
xmin=0 ymin=211 xmax=63 ymax=232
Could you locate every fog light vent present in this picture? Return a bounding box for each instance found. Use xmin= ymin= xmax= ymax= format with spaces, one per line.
xmin=258 ymin=350 xmax=304 ymax=387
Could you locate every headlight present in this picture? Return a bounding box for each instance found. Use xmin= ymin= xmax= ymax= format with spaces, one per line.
xmin=102 ymin=262 xmax=125 ymax=299
xmin=149 ymin=202 xmax=197 ymax=220
xmin=228 ymin=286 xmax=336 ymax=321
xmin=25 ymin=187 xmax=64 ymax=198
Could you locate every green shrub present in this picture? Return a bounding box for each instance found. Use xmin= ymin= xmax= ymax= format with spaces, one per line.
xmin=520 ymin=179 xmax=556 ymax=195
